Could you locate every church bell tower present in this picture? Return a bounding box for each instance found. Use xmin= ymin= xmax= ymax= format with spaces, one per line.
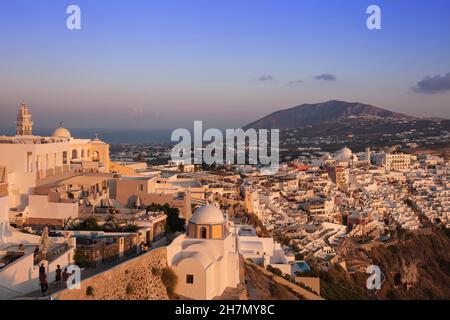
xmin=16 ymin=102 xmax=33 ymax=136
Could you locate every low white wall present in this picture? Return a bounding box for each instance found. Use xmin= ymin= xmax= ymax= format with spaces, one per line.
xmin=28 ymin=195 xmax=78 ymax=220
xmin=0 ymin=253 xmax=37 ymax=299
xmin=0 ymin=245 xmax=75 ymax=299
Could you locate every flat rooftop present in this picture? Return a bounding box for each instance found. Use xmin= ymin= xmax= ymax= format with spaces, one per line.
xmin=121 ymin=176 xmax=155 ymax=181
xmin=0 ymin=135 xmax=70 ymax=144
xmin=60 ymin=175 xmax=108 ymax=186
xmin=171 ymin=180 xmax=203 ymax=188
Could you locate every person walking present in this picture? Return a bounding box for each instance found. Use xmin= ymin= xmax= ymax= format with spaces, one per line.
xmin=139 ymin=241 xmax=144 ymax=255
xmin=39 ymin=270 xmax=48 ymax=296
xmin=62 ymin=268 xmax=69 ymax=288
xmin=55 ymin=265 xmax=62 ymax=288
xmin=39 ymin=263 xmax=45 ymax=275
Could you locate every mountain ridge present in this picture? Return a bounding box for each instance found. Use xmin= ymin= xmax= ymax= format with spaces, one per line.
xmin=244 ymin=100 xmax=417 ymax=130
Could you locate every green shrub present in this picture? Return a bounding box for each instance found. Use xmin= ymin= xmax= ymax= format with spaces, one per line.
xmin=74 ymin=249 xmax=88 ymax=268
xmin=126 ymin=283 xmax=134 ymax=295
xmin=161 ymin=267 xmax=178 ymax=297
xmin=283 ymin=274 xmax=293 ymax=282
xmin=266 ymin=265 xmax=283 ymax=277
xmin=75 ymin=217 xmax=101 ymax=231
xmin=388 ymin=245 xmax=399 ymax=254
xmin=86 ymin=286 xmax=94 ymax=296
xmin=151 ymin=266 xmax=161 ymax=276
xmin=122 ymin=224 xmax=139 ymax=232
xmin=268 ymin=282 xmax=291 ymax=299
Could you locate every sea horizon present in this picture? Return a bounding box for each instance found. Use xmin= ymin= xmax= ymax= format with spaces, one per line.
xmin=0 ymin=126 xmax=173 ymax=144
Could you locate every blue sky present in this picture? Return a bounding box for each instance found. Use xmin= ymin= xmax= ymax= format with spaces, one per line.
xmin=0 ymin=0 xmax=449 ymax=130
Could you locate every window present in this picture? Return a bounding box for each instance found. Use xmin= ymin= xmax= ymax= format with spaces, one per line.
xmin=138 ymin=184 xmax=144 ymax=191
xmin=186 ymin=274 xmax=194 ymax=284
xmin=26 ymin=152 xmax=33 ymax=172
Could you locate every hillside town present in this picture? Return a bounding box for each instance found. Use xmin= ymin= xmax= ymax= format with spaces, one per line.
xmin=0 ymin=104 xmax=449 ymax=300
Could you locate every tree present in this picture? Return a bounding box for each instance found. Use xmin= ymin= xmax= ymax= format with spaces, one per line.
xmin=75 ymin=217 xmax=101 ymax=231
xmin=165 ymin=207 xmax=185 ymax=233
xmin=146 ymin=203 xmax=185 ymax=234
xmin=74 ymin=249 xmax=88 ymax=268
xmin=146 ymin=202 xmax=163 ymax=213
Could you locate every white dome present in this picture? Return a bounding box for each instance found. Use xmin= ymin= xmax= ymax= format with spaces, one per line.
xmin=190 ymin=205 xmax=225 ymax=225
xmin=52 ymin=125 xmax=71 ymax=138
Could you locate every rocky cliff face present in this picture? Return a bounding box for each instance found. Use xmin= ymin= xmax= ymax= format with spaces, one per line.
xmin=321 ymin=228 xmax=450 ymax=300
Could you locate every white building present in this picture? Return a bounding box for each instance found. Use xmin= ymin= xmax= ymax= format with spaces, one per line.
xmin=234 ymin=225 xmax=286 ymax=265
xmin=384 ymin=153 xmax=411 ymax=171
xmin=371 ymin=152 xmax=411 ymax=171
xmin=0 ymin=103 xmax=111 ymax=227
xmin=166 ymin=205 xmax=240 ymax=300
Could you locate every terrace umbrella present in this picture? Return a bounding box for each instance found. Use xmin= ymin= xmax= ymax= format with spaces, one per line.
xmin=39 ymin=226 xmax=50 ymax=260
xmin=135 ymin=196 xmax=141 ymax=209
xmin=104 ymin=197 xmax=113 ymax=208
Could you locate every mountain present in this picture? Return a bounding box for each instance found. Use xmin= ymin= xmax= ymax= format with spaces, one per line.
xmin=244 ymin=100 xmax=415 ymax=129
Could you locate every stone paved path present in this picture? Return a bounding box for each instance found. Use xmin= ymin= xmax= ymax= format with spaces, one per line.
xmin=23 ymin=252 xmax=141 ymax=299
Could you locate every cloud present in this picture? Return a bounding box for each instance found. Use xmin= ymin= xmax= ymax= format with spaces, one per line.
xmin=314 ymin=73 xmax=337 ymax=81
xmin=129 ymin=107 xmax=144 ymax=117
xmin=287 ymin=79 xmax=303 ymax=86
xmin=411 ymin=72 xmax=450 ymax=94
xmin=258 ymin=75 xmax=275 ymax=82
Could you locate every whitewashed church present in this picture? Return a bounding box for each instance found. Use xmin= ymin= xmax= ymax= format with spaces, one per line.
xmin=166 ymin=205 xmax=240 ymax=300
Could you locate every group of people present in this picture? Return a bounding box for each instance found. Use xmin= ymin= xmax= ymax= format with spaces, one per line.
xmin=39 ymin=264 xmax=70 ymax=296
xmin=139 ymin=241 xmax=149 ymax=255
